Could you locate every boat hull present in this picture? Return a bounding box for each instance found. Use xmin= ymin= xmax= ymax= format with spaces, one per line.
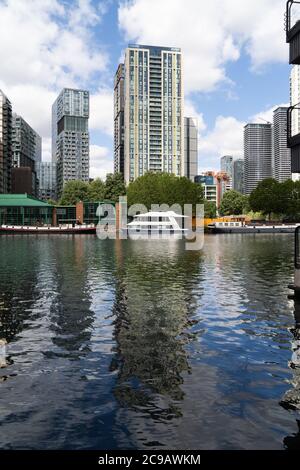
xmin=0 ymin=226 xmax=96 ymax=235
xmin=208 ymin=226 xmax=297 ymax=234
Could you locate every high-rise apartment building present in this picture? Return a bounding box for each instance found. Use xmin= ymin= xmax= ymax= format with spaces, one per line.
xmin=273 ymin=107 xmax=291 ymax=182
xmin=220 ymin=155 xmax=233 ymax=190
xmin=0 ymin=90 xmax=12 ymax=194
xmin=36 ymin=162 xmax=57 ymax=201
xmin=52 ymin=88 xmax=89 ymax=197
xmin=123 ymin=44 xmax=183 ymax=183
xmin=184 ymin=117 xmax=198 ymax=181
xmin=220 ymin=155 xmax=233 ymax=177
xmin=244 ymin=123 xmax=272 ymax=195
xmin=114 ymin=64 xmax=125 ymax=176
xmin=12 ymin=114 xmax=41 ymax=168
xmin=11 ymin=114 xmax=41 ymax=196
xmin=233 ymin=159 xmax=244 ymax=194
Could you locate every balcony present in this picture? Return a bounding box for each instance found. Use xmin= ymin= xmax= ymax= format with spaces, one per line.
xmin=286 ymin=1 xmax=300 ymax=64
xmin=287 ymin=103 xmax=300 ymax=171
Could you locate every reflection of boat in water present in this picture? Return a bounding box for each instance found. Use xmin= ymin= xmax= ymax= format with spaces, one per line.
xmin=0 ymin=224 xmax=96 ymax=235
xmin=126 ymin=211 xmax=189 ymax=236
xmin=208 ymin=221 xmax=300 ymax=234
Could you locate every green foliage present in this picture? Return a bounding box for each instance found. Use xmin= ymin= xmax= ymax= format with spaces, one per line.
xmin=87 ymin=178 xmax=105 ymax=202
xmin=220 ymin=190 xmax=249 ymax=216
xmin=59 ymin=180 xmax=90 ymax=205
xmin=204 ymin=200 xmax=217 ymax=218
xmin=59 ymin=174 xmax=126 ymax=206
xmin=47 ymin=198 xmax=58 ymax=206
xmin=248 ymin=178 xmax=300 ymax=220
xmin=104 ymin=173 xmax=126 ymax=203
xmin=249 ymin=178 xmax=293 ymax=219
xmin=127 ymin=172 xmax=204 ymax=210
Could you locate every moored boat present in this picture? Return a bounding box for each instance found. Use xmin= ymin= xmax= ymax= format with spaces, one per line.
xmin=207 ymin=221 xmax=300 ymax=234
xmin=0 ymin=224 xmax=96 ymax=235
xmin=126 ymin=211 xmax=189 ymax=236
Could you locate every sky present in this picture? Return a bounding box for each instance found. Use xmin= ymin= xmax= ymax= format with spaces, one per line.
xmin=0 ymin=0 xmax=292 ymax=179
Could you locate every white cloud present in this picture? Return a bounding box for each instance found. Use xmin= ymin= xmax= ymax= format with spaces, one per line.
xmin=199 ymin=116 xmax=245 ymax=170
xmin=198 ymin=101 xmax=291 ymax=172
xmin=250 ymin=103 xmax=290 ymax=124
xmin=90 ymin=88 xmax=114 ymax=136
xmin=90 ymin=145 xmax=113 ymax=180
xmin=0 ymin=0 xmax=111 ymax=160
xmin=42 ymin=138 xmax=52 ymax=162
xmin=184 ymin=100 xmax=207 ymax=133
xmin=0 ymin=0 xmax=108 ymax=89
xmin=118 ymin=0 xmax=288 ymax=94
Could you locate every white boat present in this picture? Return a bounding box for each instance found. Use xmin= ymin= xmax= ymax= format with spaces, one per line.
xmin=126 ymin=211 xmax=189 ymax=235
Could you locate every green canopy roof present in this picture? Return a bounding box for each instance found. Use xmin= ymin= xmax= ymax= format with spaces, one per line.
xmin=0 ymin=194 xmax=53 ymax=208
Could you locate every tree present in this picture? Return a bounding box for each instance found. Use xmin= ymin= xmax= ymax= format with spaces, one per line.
xmin=88 ymin=178 xmax=105 ymax=202
xmin=249 ymin=178 xmax=283 ymax=219
xmin=204 ymin=200 xmax=217 ymax=218
xmin=220 ymin=190 xmax=249 ymax=216
xmin=127 ymin=172 xmax=203 ymax=210
xmin=47 ymin=199 xmax=58 ymax=206
xmin=59 ymin=180 xmax=89 ymax=205
xmin=104 ymin=173 xmax=126 ymax=203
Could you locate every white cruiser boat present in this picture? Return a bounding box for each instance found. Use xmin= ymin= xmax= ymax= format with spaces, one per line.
xmin=126 ymin=211 xmax=189 ymax=235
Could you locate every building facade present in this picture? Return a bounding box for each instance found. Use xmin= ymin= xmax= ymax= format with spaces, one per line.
xmin=195 ymin=175 xmax=217 ymax=206
xmin=244 ymin=123 xmax=272 ymax=195
xmin=123 ymin=44 xmax=184 ymax=183
xmin=52 ymin=88 xmax=89 ymax=197
xmin=12 ymin=114 xmax=41 ymax=168
xmin=220 ymin=155 xmax=233 ymax=190
xmin=273 ymin=107 xmax=291 ymax=182
xmin=12 ymin=114 xmax=41 ymax=196
xmin=0 ymin=90 xmax=12 ymax=194
xmin=233 ymin=159 xmax=244 ymax=194
xmin=114 ymin=64 xmax=125 ymax=176
xmin=184 ymin=117 xmax=198 ymax=181
xmin=36 ymin=162 xmax=57 ymax=201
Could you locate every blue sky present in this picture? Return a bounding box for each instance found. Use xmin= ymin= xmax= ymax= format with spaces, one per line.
xmin=0 ymin=0 xmax=291 ymax=178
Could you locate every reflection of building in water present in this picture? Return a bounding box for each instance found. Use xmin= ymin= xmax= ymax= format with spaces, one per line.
xmin=0 ymin=239 xmax=41 ymax=344
xmin=281 ymin=300 xmax=300 ymax=449
xmin=281 ymin=300 xmax=300 ymax=412
xmin=49 ymin=236 xmax=94 ymax=356
xmin=111 ymin=241 xmax=202 ymax=419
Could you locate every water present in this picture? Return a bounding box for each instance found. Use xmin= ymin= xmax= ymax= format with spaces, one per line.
xmin=0 ymin=234 xmax=300 ymax=450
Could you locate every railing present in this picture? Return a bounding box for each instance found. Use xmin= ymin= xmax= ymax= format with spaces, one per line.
xmin=286 ymin=0 xmax=300 ymax=38
xmin=287 ymin=103 xmax=300 ymax=146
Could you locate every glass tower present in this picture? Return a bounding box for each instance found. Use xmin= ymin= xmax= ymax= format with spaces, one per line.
xmin=244 ymin=123 xmax=272 ymax=195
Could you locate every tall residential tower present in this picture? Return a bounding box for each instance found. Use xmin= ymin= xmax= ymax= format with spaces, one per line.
xmin=52 ymin=88 xmax=89 ymax=197
xmin=114 ymin=64 xmax=125 ymax=176
xmin=244 ymin=123 xmax=272 ymax=195
xmin=272 ymin=107 xmax=291 ymax=182
xmin=123 ymin=44 xmax=184 ymax=183
xmin=184 ymin=117 xmax=198 ymax=181
xmin=233 ymin=159 xmax=244 ymax=194
xmin=0 ymin=90 xmax=12 ymax=194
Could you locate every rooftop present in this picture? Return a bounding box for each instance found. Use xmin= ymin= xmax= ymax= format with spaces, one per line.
xmin=128 ymin=44 xmax=181 ymax=53
xmin=0 ymin=194 xmax=53 ymax=207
